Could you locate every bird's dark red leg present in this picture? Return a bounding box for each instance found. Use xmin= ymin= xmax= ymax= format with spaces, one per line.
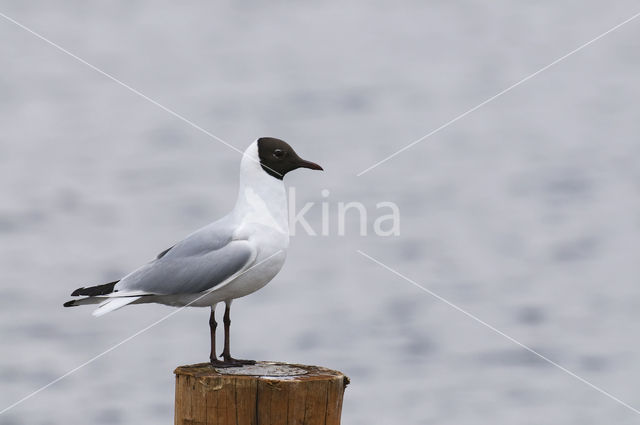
xmin=221 ymin=301 xmax=255 ymax=365
xmin=209 ymin=307 xmax=217 ymax=362
xmin=209 ymin=305 xmax=234 ymax=368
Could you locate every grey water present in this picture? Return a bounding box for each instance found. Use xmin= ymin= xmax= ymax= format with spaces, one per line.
xmin=1 ymin=1 xmax=640 ymax=424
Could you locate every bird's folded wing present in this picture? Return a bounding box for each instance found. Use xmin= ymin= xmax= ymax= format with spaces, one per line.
xmin=114 ymin=239 xmax=256 ymax=296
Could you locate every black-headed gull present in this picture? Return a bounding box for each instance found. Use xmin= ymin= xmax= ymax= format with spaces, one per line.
xmin=64 ymin=137 xmax=323 ymax=367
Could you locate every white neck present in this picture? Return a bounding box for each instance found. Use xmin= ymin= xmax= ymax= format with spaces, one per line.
xmin=233 ymin=142 xmax=289 ymax=234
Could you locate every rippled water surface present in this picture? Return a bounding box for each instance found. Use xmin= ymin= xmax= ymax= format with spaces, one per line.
xmin=1 ymin=2 xmax=640 ymax=424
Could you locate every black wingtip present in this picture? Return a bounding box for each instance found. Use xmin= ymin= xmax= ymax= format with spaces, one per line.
xmin=70 ymin=287 xmax=84 ymax=297
xmin=69 ymin=280 xmax=118 ymax=297
xmin=63 ymin=300 xmax=77 ymax=307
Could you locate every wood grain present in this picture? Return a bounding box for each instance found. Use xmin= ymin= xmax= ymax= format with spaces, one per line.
xmin=175 ymin=362 xmax=348 ymax=425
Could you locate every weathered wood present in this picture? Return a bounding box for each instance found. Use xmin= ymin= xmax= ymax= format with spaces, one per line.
xmin=174 ymin=362 xmax=348 ymax=425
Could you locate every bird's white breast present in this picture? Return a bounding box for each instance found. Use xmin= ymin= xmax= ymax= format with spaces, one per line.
xmin=155 ymin=142 xmax=292 ymax=307
xmin=196 ymin=144 xmax=290 ymax=305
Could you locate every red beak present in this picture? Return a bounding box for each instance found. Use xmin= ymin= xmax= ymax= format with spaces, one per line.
xmin=297 ymin=159 xmax=323 ymax=171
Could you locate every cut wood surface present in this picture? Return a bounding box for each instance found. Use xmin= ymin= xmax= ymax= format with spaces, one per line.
xmin=175 ymin=361 xmax=349 ymax=425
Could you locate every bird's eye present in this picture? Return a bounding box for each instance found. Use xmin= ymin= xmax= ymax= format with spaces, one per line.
xmin=273 ymin=149 xmax=285 ymax=158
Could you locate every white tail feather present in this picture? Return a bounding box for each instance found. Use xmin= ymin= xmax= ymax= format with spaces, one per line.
xmin=69 ymin=297 xmax=103 ymax=306
xmin=92 ymin=297 xmax=141 ymax=317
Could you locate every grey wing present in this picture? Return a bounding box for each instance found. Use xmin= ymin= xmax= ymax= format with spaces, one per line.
xmin=115 ymin=238 xmax=255 ymax=296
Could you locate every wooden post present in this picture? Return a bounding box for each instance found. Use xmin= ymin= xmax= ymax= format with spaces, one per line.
xmin=174 ymin=362 xmax=349 ymax=425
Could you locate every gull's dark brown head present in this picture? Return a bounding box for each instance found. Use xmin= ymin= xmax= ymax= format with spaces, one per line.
xmin=257 ymin=137 xmax=323 ymax=180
